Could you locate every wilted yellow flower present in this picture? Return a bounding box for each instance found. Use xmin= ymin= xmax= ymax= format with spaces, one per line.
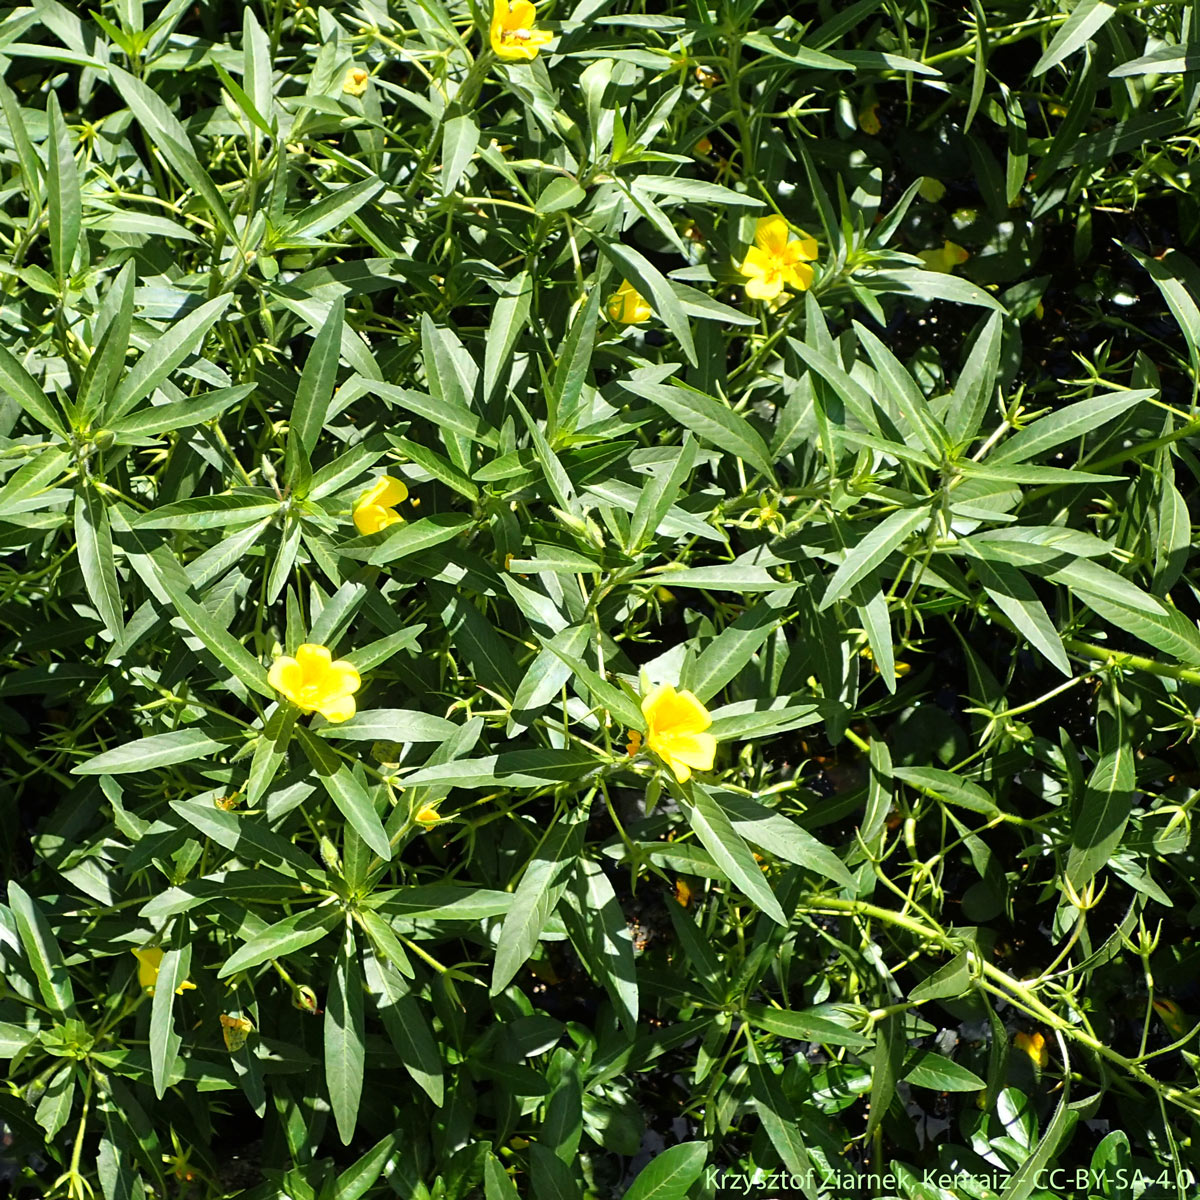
xmin=607 ymin=280 xmax=653 ymax=325
xmin=859 ymin=103 xmax=882 ymax=135
xmin=626 ymin=729 xmax=642 ymax=757
xmin=1014 ymin=1030 xmax=1049 ymax=1069
xmin=131 ymin=947 xmax=196 ymax=995
xmin=641 ymin=683 xmax=717 ymax=783
xmin=694 ymin=65 xmax=720 ymax=89
xmin=1153 ymin=997 xmax=1189 ymax=1038
xmin=490 ymin=0 xmax=553 ymax=61
xmin=353 ymin=474 xmax=408 ymax=536
xmin=737 ymin=215 xmax=818 ymax=302
xmin=343 ymin=67 xmax=370 ymax=96
xmin=220 ymin=1013 xmax=253 ymax=1052
xmin=918 ymin=240 xmax=970 ymax=274
xmin=673 ymin=878 xmax=693 ymax=907
xmin=268 ymin=643 xmax=361 ymax=723
xmin=693 ymin=136 xmax=712 ymax=156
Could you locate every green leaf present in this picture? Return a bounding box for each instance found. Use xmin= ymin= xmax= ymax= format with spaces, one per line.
xmin=45 ymin=93 xmax=81 ymax=289
xmin=0 ymin=343 xmax=67 ymax=436
xmin=298 ymin=727 xmax=392 ymax=860
xmin=820 ymin=506 xmax=931 ymax=610
xmin=217 ymin=907 xmax=341 ymax=978
xmin=108 ymin=384 xmax=255 ymax=438
xmin=75 ymin=487 xmax=124 ymax=639
xmin=866 ymin=1013 xmax=903 ymax=1138
xmin=1078 ymin=591 xmax=1200 ymax=665
xmin=964 ymin=551 xmax=1071 ymax=677
xmin=716 ymin=791 xmax=855 ymax=889
xmin=326 ymin=927 xmax=366 ymax=1145
xmin=146 ymin=546 xmax=275 ymax=698
xmin=7 ymin=882 xmax=77 ymax=1018
xmin=484 ymin=272 xmax=533 ymax=403
xmin=947 ymin=312 xmax=1003 ymax=443
xmin=73 ymin=729 xmax=226 ymax=775
xmin=364 ymin=951 xmax=443 ymax=1104
xmin=317 ymin=709 xmax=460 ymax=742
xmin=747 ymin=1056 xmax=824 ymax=1200
xmin=403 ymin=749 xmax=599 ymax=789
xmin=903 ymin=1049 xmax=986 ymax=1091
xmin=892 ymin=766 xmax=999 ymax=816
xmin=1033 ymin=0 xmax=1117 ymax=75
xmin=908 ymin=950 xmax=972 ymax=1003
xmin=363 ymin=514 xmax=473 ymax=566
xmin=286 ymin=296 xmax=345 ymax=485
xmin=562 ymin=858 xmax=638 ymax=1030
xmin=620 ymin=1143 xmax=708 ymax=1200
xmin=333 ymin=1133 xmax=400 ymax=1200
xmin=105 ymin=295 xmax=234 ymax=423
xmin=683 ymin=785 xmax=786 ymax=925
xmin=597 ymin=241 xmax=696 ymax=366
xmin=150 ymin=946 xmax=191 ymax=1099
xmin=744 ymin=1003 xmax=872 ymax=1049
xmin=1066 ymin=740 xmax=1135 ymax=891
xmin=990 ymin=389 xmax=1154 ymax=464
xmin=624 ymin=374 xmax=774 ymax=479
xmin=684 ymin=591 xmax=787 ymax=702
xmin=627 ymin=436 xmax=697 ymax=556
xmin=492 ymin=804 xmax=589 ymax=995
xmin=854 ymin=321 xmax=948 ymax=455
xmin=485 ymin=1155 xmax=521 ymax=1200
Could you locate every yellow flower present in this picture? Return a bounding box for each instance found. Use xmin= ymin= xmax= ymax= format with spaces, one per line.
xmin=607 ymin=280 xmax=653 ymax=326
xmin=625 ymin=729 xmax=642 ymax=757
xmin=414 ymin=803 xmax=442 ymax=826
xmin=131 ymin=947 xmax=197 ymax=995
xmin=353 ymin=474 xmax=408 ymax=536
xmin=1014 ymin=1030 xmax=1049 ymax=1069
xmin=490 ymin=0 xmax=553 ymax=61
xmin=641 ymin=683 xmax=717 ymax=784
xmin=343 ymin=67 xmax=370 ymax=96
xmin=694 ymin=65 xmax=720 ymax=89
xmin=220 ymin=1013 xmax=253 ymax=1052
xmin=917 ymin=240 xmax=970 ymax=274
xmin=267 ymin=642 xmax=361 ymax=723
xmin=737 ymin=215 xmax=818 ymax=302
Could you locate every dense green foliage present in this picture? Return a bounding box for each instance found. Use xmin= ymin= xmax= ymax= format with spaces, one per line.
xmin=4 ymin=0 xmax=1200 ymax=1197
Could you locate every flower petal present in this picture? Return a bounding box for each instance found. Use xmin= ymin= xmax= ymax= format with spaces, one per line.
xmin=781 ymin=260 xmax=814 ymax=292
xmin=508 ymin=0 xmax=537 ymax=27
xmin=754 ymin=214 xmax=790 ymax=255
xmin=267 ymin=656 xmax=301 ymax=699
xmin=744 ymin=273 xmax=783 ymax=301
xmin=354 ymin=504 xmax=402 ymax=536
xmin=295 ymin=644 xmax=333 ymax=675
xmin=374 ymin=475 xmax=408 ymax=507
xmin=318 ymin=692 xmax=357 ymax=723
xmin=325 ymin=660 xmax=362 ymax=698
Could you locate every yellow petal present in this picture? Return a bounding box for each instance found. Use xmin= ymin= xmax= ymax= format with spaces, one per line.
xmin=654 ymin=731 xmax=717 ymax=773
xmin=781 ymin=260 xmax=815 ymax=293
xmin=295 ymin=643 xmax=333 ymax=674
xmin=324 ymin=660 xmax=362 ymax=698
xmin=754 ymin=215 xmax=790 ymax=255
xmin=737 ymin=246 xmax=773 ymax=279
xmin=354 ymin=504 xmax=403 ymax=536
xmin=318 ymin=693 xmax=357 ymax=722
xmin=507 ymin=0 xmax=537 ymax=27
xmin=131 ymin=947 xmax=163 ymax=989
xmin=175 ymin=979 xmax=197 ymax=995
xmin=267 ymin=656 xmax=301 ymax=700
